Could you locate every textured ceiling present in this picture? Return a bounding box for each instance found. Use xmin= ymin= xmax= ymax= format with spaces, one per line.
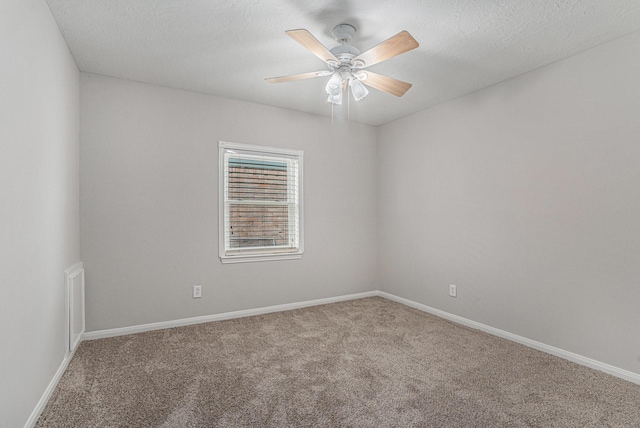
xmin=47 ymin=0 xmax=640 ymax=126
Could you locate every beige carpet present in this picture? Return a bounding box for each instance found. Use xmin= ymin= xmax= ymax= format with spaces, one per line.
xmin=37 ymin=297 xmax=640 ymax=427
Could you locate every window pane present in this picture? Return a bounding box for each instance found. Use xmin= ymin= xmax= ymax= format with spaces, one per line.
xmin=228 ymin=204 xmax=290 ymax=248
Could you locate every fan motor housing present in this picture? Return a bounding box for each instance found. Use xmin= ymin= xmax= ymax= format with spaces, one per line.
xmin=330 ymin=44 xmax=361 ymax=64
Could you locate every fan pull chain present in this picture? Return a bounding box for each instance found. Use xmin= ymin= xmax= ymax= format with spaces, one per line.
xmin=347 ymin=86 xmax=350 ymax=121
xmin=331 ymin=101 xmax=334 ymax=125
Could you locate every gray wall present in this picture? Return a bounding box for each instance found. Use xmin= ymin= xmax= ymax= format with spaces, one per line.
xmin=0 ymin=0 xmax=80 ymax=426
xmin=378 ymin=31 xmax=640 ymax=375
xmin=80 ymin=73 xmax=379 ymax=331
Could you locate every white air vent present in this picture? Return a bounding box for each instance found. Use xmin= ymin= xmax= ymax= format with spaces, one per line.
xmin=65 ymin=262 xmax=85 ymax=355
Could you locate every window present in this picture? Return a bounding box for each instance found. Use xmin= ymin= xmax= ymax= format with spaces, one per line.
xmin=218 ymin=141 xmax=303 ymax=263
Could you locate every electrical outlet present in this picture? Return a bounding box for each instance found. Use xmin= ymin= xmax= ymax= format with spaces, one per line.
xmin=193 ymin=285 xmax=202 ymax=298
xmin=449 ymin=284 xmax=457 ymax=298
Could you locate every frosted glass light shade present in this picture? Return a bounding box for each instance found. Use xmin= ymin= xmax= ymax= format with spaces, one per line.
xmin=349 ymin=78 xmax=369 ymax=101
xmin=327 ymin=91 xmax=342 ymax=105
xmin=325 ymin=73 xmax=343 ymax=97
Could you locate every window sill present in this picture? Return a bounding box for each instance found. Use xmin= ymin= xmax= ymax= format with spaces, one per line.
xmin=220 ymin=252 xmax=303 ymax=264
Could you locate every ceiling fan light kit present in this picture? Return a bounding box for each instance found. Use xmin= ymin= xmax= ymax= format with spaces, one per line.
xmin=266 ymin=23 xmax=419 ymax=106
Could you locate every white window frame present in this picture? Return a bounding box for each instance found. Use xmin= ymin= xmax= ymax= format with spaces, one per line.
xmin=218 ymin=141 xmax=304 ymax=264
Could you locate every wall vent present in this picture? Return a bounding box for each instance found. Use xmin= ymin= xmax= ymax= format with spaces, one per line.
xmin=65 ymin=262 xmax=85 ymax=355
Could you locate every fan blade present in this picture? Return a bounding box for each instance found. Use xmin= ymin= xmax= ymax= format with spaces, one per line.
xmin=286 ymin=29 xmax=339 ymax=64
xmin=266 ymin=70 xmax=331 ymax=84
xmin=359 ymin=71 xmax=412 ymax=97
xmin=352 ymin=31 xmax=418 ymax=68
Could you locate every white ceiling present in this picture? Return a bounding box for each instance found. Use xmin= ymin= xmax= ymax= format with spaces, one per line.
xmin=46 ymin=0 xmax=640 ymax=126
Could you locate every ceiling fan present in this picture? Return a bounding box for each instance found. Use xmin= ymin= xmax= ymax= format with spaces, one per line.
xmin=266 ymin=24 xmax=419 ymax=105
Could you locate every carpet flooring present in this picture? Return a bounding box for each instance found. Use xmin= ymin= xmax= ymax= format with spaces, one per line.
xmin=37 ymin=297 xmax=640 ymax=427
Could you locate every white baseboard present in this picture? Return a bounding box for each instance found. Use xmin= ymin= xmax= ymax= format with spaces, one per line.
xmin=23 ymin=335 xmax=82 ymax=428
xmin=83 ymin=291 xmax=378 ymax=340
xmin=378 ymin=291 xmax=640 ymax=386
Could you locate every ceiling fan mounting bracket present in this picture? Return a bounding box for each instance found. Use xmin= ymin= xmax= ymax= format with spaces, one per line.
xmin=331 ymin=24 xmax=356 ymax=44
